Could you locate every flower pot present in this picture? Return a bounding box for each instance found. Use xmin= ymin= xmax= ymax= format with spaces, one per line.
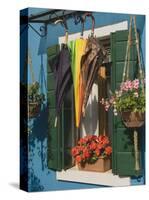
xmin=121 ymin=111 xmax=145 ymax=128
xmin=28 ymin=102 xmax=41 ymax=118
xmin=77 ymin=157 xmax=111 ymax=172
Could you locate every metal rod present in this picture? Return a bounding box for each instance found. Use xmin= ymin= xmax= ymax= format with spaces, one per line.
xmin=28 ymin=11 xmax=85 ymax=24
xmin=29 ymin=9 xmax=60 ymax=20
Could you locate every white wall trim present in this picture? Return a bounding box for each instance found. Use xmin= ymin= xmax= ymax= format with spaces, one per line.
xmin=59 ymin=20 xmax=128 ymax=44
xmin=57 ymin=167 xmax=131 ymax=187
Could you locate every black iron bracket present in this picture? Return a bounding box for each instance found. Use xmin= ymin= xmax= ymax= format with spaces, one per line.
xmin=20 ymin=9 xmax=93 ymax=38
xmin=20 ymin=23 xmax=47 ymax=37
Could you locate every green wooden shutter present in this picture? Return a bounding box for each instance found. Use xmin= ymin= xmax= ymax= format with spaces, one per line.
xmin=111 ymin=30 xmax=143 ymax=176
xmin=61 ymin=86 xmax=74 ymax=170
xmin=47 ymin=45 xmax=74 ymax=171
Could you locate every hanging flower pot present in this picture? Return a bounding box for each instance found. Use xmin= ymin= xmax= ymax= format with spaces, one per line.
xmin=26 ymin=51 xmax=46 ymax=119
xmin=28 ymin=82 xmax=45 ymax=118
xmin=121 ymin=111 xmax=145 ymax=128
xmin=71 ymin=135 xmax=112 ymax=172
xmin=28 ymin=102 xmax=41 ymax=118
xmin=100 ymin=16 xmax=145 ymax=129
xmin=100 ymin=79 xmax=145 ymax=128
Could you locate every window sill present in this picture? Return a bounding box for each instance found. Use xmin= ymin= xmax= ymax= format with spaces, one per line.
xmin=56 ymin=166 xmax=131 ymax=187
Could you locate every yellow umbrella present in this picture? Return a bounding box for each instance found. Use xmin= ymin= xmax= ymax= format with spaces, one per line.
xmin=69 ymin=38 xmax=87 ymax=127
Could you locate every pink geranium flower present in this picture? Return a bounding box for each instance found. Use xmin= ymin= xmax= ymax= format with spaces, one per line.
xmin=132 ymin=79 xmax=139 ymax=89
xmin=100 ymin=78 xmax=145 ymax=115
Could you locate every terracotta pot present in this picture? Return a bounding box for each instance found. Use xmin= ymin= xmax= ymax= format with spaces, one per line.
xmin=121 ymin=111 xmax=145 ymax=128
xmin=77 ymin=157 xmax=111 ymax=172
xmin=28 ymin=102 xmax=41 ymax=118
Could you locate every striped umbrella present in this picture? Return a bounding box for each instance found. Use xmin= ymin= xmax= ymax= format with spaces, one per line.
xmin=69 ymin=38 xmax=87 ymax=128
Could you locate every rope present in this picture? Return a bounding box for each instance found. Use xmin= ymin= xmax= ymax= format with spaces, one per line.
xmin=132 ymin=16 xmax=144 ymax=172
xmin=28 ymin=50 xmax=35 ymax=83
xmin=134 ymin=129 xmax=140 ymax=171
xmin=126 ymin=20 xmax=132 ymax=80
xmin=121 ymin=16 xmax=145 ymax=172
xmin=38 ymin=55 xmax=47 ymax=93
xmin=122 ymin=16 xmax=145 ymax=86
xmin=133 ymin=16 xmax=145 ymax=94
xmin=122 ymin=16 xmax=133 ymax=82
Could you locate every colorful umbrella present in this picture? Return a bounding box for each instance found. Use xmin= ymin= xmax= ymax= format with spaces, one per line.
xmin=69 ymin=38 xmax=87 ymax=128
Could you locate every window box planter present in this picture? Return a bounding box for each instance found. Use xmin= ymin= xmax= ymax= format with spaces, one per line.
xmin=77 ymin=157 xmax=111 ymax=172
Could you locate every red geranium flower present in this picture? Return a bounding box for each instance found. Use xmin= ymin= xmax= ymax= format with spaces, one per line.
xmin=76 ymin=155 xmax=82 ymax=163
xmin=78 ymin=138 xmax=83 ymax=144
xmin=78 ymin=145 xmax=84 ymax=152
xmin=105 ymin=146 xmax=112 ymax=156
xmin=95 ymin=148 xmax=100 ymax=156
xmin=102 ymin=136 xmax=110 ymax=145
xmin=85 ymin=136 xmax=93 ymax=143
xmin=71 ymin=147 xmax=80 ymax=156
xmin=83 ymin=148 xmax=90 ymax=158
xmin=71 ymin=147 xmax=77 ymax=156
xmin=89 ymin=142 xmax=97 ymax=150
xmin=98 ymin=135 xmax=103 ymax=141
xmin=72 ymin=135 xmax=112 ymax=164
xmin=98 ymin=135 xmax=109 ymax=145
xmin=97 ymin=143 xmax=103 ymax=150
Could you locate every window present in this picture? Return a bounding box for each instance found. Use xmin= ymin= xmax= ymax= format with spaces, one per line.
xmin=47 ymin=21 xmax=144 ymax=186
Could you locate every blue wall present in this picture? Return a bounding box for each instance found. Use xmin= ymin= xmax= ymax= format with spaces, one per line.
xmin=21 ymin=7 xmax=145 ymax=192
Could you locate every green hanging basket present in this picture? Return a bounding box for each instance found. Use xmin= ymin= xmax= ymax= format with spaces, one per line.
xmin=27 ymin=51 xmax=45 ymax=119
xmin=28 ymin=81 xmax=45 ymax=118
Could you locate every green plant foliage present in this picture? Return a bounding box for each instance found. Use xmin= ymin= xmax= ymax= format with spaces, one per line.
xmin=28 ymin=82 xmax=45 ymax=104
xmin=100 ymin=79 xmax=145 ymax=115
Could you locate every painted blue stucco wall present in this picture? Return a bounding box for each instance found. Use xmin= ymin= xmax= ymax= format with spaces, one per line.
xmin=20 ymin=7 xmax=145 ymax=192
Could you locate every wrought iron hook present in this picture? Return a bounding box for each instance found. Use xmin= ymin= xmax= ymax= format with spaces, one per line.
xmin=54 ymin=19 xmax=68 ymax=33
xmin=82 ymin=12 xmax=95 ymax=36
xmin=54 ymin=19 xmax=68 ymax=43
xmin=72 ymin=13 xmax=84 ymax=37
xmin=80 ymin=16 xmax=84 ymax=37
